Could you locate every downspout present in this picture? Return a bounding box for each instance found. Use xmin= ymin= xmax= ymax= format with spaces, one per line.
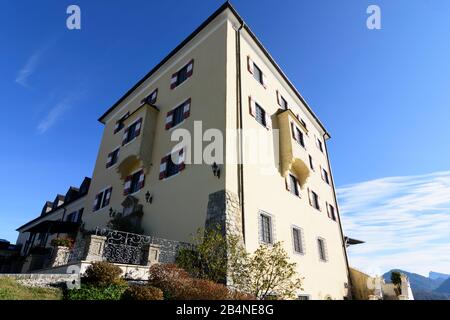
xmin=323 ymin=132 xmax=353 ymax=299
xmin=235 ymin=22 xmax=246 ymax=244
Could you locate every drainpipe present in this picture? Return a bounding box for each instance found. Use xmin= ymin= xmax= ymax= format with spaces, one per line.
xmin=235 ymin=22 xmax=245 ymax=244
xmin=323 ymin=132 xmax=353 ymax=299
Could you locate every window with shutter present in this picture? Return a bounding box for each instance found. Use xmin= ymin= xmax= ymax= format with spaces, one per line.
xmin=94 ymin=187 xmax=112 ymax=212
xmin=171 ymin=60 xmax=194 ymax=89
xmin=288 ymin=174 xmax=300 ymax=197
xmin=310 ymin=190 xmax=320 ymax=210
xmin=159 ymin=148 xmax=186 ymax=180
xmin=322 ymin=168 xmax=330 ymax=184
xmin=166 ymin=99 xmax=191 ymax=130
xmin=122 ymin=118 xmax=142 ymax=145
xmin=143 ymin=88 xmax=158 ymax=105
xmin=128 ymin=170 xmax=144 ymax=194
xmin=309 ymin=155 xmax=314 ymax=171
xmin=255 ymin=103 xmax=266 ymax=127
xmin=106 ymin=148 xmax=120 ymax=168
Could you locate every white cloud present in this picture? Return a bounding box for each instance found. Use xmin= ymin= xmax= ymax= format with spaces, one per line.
xmin=338 ymin=171 xmax=450 ymax=277
xmin=15 ymin=48 xmax=46 ymax=87
xmin=37 ymin=97 xmax=72 ymax=134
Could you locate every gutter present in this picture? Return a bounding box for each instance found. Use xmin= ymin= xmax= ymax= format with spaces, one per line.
xmin=323 ymin=132 xmax=353 ymax=299
xmin=235 ymin=20 xmax=246 ymax=244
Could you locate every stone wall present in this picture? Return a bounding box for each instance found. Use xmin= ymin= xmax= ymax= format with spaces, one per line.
xmin=205 ymin=190 xmax=243 ymax=239
xmin=0 ymin=273 xmax=79 ymax=288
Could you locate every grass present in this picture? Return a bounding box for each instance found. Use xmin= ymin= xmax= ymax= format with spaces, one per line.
xmin=0 ymin=278 xmax=63 ymax=300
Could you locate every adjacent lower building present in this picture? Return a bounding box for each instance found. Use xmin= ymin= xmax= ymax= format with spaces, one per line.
xmin=12 ymin=3 xmax=351 ymax=299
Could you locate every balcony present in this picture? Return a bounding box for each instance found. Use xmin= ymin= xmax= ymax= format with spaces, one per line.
xmin=277 ymin=109 xmax=311 ymax=185
xmin=117 ymin=103 xmax=159 ymax=179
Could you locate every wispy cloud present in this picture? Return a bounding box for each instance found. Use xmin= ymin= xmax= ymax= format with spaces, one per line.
xmin=37 ymin=97 xmax=72 ymax=134
xmin=15 ymin=47 xmax=47 ymax=87
xmin=338 ymin=171 xmax=450 ymax=277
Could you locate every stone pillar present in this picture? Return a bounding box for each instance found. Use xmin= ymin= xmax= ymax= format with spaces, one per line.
xmin=205 ymin=190 xmax=243 ymax=239
xmin=83 ymin=235 xmax=106 ymax=262
xmin=49 ymin=246 xmax=70 ymax=267
xmin=143 ymin=244 xmax=160 ymax=266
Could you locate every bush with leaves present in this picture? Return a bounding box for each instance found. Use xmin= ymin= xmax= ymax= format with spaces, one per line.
xmin=50 ymin=237 xmax=74 ymax=248
xmin=65 ymin=283 xmax=127 ymax=300
xmin=148 ymin=263 xmax=255 ymax=300
xmin=391 ymin=271 xmax=402 ymax=295
xmin=84 ymin=261 xmax=124 ymax=287
xmin=229 ymin=242 xmax=303 ymax=300
xmin=121 ymin=285 xmax=164 ymax=300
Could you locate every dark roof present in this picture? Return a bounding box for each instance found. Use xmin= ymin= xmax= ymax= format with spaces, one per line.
xmin=17 ymin=177 xmax=91 ymax=231
xmin=345 ymin=237 xmax=365 ymax=246
xmin=97 ymin=2 xmax=329 ymax=136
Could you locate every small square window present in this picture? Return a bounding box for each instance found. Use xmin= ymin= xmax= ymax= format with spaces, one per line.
xmin=280 ymin=96 xmax=288 ymax=110
xmin=176 ymin=65 xmax=189 ymax=86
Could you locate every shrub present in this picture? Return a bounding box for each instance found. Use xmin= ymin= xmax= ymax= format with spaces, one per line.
xmin=121 ymin=285 xmax=163 ymax=300
xmin=65 ymin=283 xmax=127 ymax=300
xmin=84 ymin=261 xmax=123 ymax=287
xmin=50 ymin=237 xmax=74 ymax=248
xmin=148 ymin=263 xmax=255 ymax=300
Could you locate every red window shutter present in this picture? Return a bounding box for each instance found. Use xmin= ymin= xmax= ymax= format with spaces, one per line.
xmin=186 ymin=59 xmax=194 ymax=77
xmin=248 ymin=96 xmax=256 ymax=117
xmin=183 ymin=98 xmax=191 ymax=119
xmin=114 ymin=121 xmax=120 ymax=134
xmin=247 ymin=56 xmax=254 ymax=74
xmin=262 ymin=73 xmax=268 ymax=89
xmin=122 ymin=128 xmax=129 ymax=146
xmin=170 ymin=72 xmax=178 ymax=89
xmin=134 ymin=118 xmax=143 ymax=137
xmin=165 ymin=110 xmax=174 ymax=130
xmin=137 ymin=170 xmax=145 ymax=190
xmin=123 ymin=176 xmax=132 ymax=196
xmin=159 ymin=156 xmax=169 ymax=180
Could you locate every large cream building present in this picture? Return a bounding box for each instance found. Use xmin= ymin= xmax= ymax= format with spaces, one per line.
xmin=15 ymin=3 xmax=351 ymax=299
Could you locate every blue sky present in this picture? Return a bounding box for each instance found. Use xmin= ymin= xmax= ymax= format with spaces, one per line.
xmin=1 ymin=1 xmax=449 ymax=275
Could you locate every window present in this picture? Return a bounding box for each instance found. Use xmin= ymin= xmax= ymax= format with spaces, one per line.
xmin=318 ymin=238 xmax=328 ymax=262
xmin=297 ymin=295 xmax=310 ymax=301
xmin=299 ymin=118 xmax=307 ymax=130
xmin=122 ymin=118 xmax=142 ymax=145
xmin=280 ymin=96 xmax=288 ymax=110
xmin=292 ymin=227 xmax=304 ymax=254
xmin=106 ymin=148 xmax=120 ymax=168
xmin=124 ymin=170 xmax=144 ymax=195
xmin=310 ymin=190 xmax=320 ymax=210
xmin=66 ymin=209 xmax=83 ymax=223
xmin=327 ymin=203 xmax=336 ymax=221
xmin=322 ymin=168 xmax=330 ymax=184
xmin=171 ymin=60 xmax=194 ymax=89
xmin=165 ymin=99 xmax=191 ymax=130
xmin=143 ymin=88 xmax=158 ymax=105
xmin=93 ymin=187 xmax=112 ymax=212
xmin=255 ymin=103 xmax=266 ymax=127
xmin=295 ymin=127 xmax=305 ymax=147
xmin=309 ymin=155 xmax=314 ymax=171
xmin=253 ymin=63 xmax=264 ymax=85
xmin=114 ymin=112 xmax=130 ymax=134
xmin=159 ymin=149 xmax=186 ymax=180
xmin=291 ymin=122 xmax=305 ymax=147
xmin=317 ymin=138 xmax=324 ymax=153
xmin=288 ymin=174 xmax=300 ymax=196
xmin=259 ymin=213 xmax=273 ymax=244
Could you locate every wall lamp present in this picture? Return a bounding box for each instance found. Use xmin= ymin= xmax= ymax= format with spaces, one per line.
xmin=145 ymin=191 xmax=153 ymax=204
xmin=212 ymin=162 xmax=221 ymax=179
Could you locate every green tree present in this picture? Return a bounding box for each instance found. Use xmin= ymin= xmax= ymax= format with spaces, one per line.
xmin=229 ymin=242 xmax=303 ymax=300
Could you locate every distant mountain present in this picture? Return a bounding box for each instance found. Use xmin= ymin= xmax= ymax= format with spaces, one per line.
xmin=429 ymin=271 xmax=450 ymax=281
xmin=383 ymin=269 xmax=450 ymax=300
xmin=435 ymin=277 xmax=450 ymax=294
